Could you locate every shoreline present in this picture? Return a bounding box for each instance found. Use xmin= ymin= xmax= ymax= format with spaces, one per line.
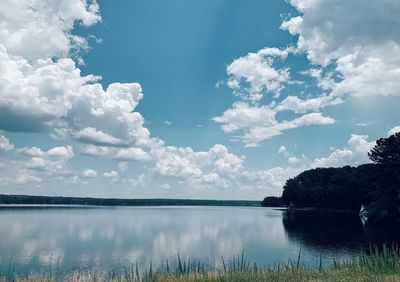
xmin=2 ymin=247 xmax=400 ymax=282
xmin=275 ymin=207 xmax=361 ymax=214
xmin=0 ymin=194 xmax=260 ymax=207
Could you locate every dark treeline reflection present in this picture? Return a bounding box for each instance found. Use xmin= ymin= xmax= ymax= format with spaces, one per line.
xmin=282 ymin=211 xmax=400 ymax=251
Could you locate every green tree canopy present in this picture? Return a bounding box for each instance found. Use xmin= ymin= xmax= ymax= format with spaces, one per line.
xmin=368 ymin=132 xmax=400 ymax=166
xmin=273 ymin=132 xmax=400 ymax=223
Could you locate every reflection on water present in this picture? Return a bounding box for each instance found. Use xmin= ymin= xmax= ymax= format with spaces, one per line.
xmin=282 ymin=210 xmax=400 ymax=253
xmin=0 ymin=206 xmax=399 ymax=274
xmin=282 ymin=211 xmax=365 ymax=251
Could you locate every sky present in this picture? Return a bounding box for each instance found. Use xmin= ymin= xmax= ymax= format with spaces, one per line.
xmin=0 ymin=0 xmax=400 ymax=200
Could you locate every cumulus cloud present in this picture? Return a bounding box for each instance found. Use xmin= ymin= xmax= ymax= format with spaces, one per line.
xmin=18 ymin=145 xmax=74 ymax=160
xmin=121 ymin=173 xmax=147 ymax=189
xmin=282 ymin=0 xmax=400 ymax=98
xmin=80 ymin=145 xmax=152 ymax=162
xmin=118 ymin=162 xmax=128 ymax=172
xmin=288 ymin=157 xmax=301 ymax=166
xmin=240 ymin=166 xmax=304 ymax=192
xmin=0 ymin=0 xmax=101 ymax=61
xmin=388 ymin=125 xmax=400 ymax=137
xmin=73 ymin=127 xmax=125 ymax=146
xmin=150 ymin=144 xmax=245 ymax=188
xmin=275 ymin=95 xmax=343 ymax=114
xmin=0 ymin=0 xmax=161 ymax=168
xmin=0 ymin=50 xmax=160 ymax=149
xmin=103 ymin=170 xmax=118 ymax=179
xmin=114 ymin=148 xmax=152 ymax=161
xmin=226 ymin=47 xmax=293 ymax=102
xmin=0 ymin=134 xmax=14 ymax=151
xmin=312 ymin=134 xmax=374 ymax=168
xmin=214 ymin=102 xmax=334 ymax=147
xmin=215 ymin=0 xmax=400 ymax=147
xmin=152 ymin=146 xmax=206 ymax=178
xmin=82 ymin=169 xmax=97 ymax=178
xmin=17 ymin=145 xmax=75 ymax=176
xmin=0 ymin=144 xmax=77 ymax=186
xmin=148 ymin=143 xmax=310 ymax=194
xmin=278 ymin=146 xmax=287 ymax=155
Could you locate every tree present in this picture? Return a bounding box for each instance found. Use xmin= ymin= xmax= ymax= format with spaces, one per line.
xmin=281 ymin=166 xmax=363 ymax=211
xmin=368 ymin=132 xmax=400 ymax=167
xmin=366 ymin=132 xmax=400 ymax=222
xmin=261 ymin=196 xmax=284 ymax=207
xmin=264 ymin=132 xmax=400 ymax=222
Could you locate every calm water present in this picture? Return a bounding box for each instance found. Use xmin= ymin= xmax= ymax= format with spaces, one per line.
xmin=1 ymin=206 xmax=399 ymax=275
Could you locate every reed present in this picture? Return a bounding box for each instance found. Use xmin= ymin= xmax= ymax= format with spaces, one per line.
xmin=1 ymin=244 xmax=400 ymax=282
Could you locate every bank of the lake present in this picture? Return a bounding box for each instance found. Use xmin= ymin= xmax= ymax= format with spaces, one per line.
xmin=2 ymin=246 xmax=400 ymax=282
xmin=0 ymin=194 xmax=260 ymax=207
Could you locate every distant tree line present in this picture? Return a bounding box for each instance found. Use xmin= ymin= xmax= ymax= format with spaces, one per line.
xmin=261 ymin=196 xmax=285 ymax=207
xmin=265 ymin=132 xmax=400 ymax=223
xmin=0 ymin=194 xmax=260 ymax=207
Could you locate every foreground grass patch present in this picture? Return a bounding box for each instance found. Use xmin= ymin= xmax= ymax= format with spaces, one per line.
xmin=2 ymin=245 xmax=400 ymax=281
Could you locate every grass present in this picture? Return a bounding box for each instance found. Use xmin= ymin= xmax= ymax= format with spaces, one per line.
xmin=2 ymin=245 xmax=400 ymax=281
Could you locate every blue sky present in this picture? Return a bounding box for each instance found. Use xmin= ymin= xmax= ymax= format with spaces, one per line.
xmin=0 ymin=0 xmax=400 ymax=199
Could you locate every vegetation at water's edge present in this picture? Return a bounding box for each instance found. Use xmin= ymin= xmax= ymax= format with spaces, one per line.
xmin=261 ymin=196 xmax=285 ymax=207
xmin=0 ymin=195 xmax=260 ymax=207
xmin=2 ymin=245 xmax=400 ymax=281
xmin=265 ymin=132 xmax=400 ymax=223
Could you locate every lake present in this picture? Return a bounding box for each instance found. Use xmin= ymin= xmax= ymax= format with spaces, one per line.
xmin=1 ymin=206 xmax=399 ymax=275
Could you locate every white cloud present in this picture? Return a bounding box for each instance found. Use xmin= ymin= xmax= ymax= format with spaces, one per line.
xmin=114 ymin=148 xmax=151 ymax=161
xmin=25 ymin=157 xmax=47 ymax=170
xmin=80 ymin=145 xmax=151 ymax=162
xmin=46 ymin=146 xmax=75 ymax=160
xmin=151 ymin=144 xmax=245 ymax=188
xmin=15 ymin=174 xmax=43 ymax=185
xmin=18 ymin=145 xmax=74 ymax=161
xmin=210 ymin=144 xmax=244 ymax=174
xmin=0 ymin=49 xmax=160 ymax=149
xmin=0 ymin=0 xmax=101 ymax=61
xmin=0 ymin=144 xmax=76 ymax=186
xmin=80 ymin=144 xmax=113 ymax=157
xmin=152 ymin=146 xmax=205 ymax=178
xmin=288 ymin=157 xmax=301 ymax=166
xmin=0 ymin=0 xmax=161 ymax=164
xmin=388 ymin=125 xmax=400 ymax=137
xmin=275 ymin=95 xmax=343 ymax=114
xmin=122 ymin=173 xmax=146 ymax=188
xmin=82 ymin=169 xmax=97 ymax=178
xmin=214 ymin=102 xmax=334 ymax=147
xmin=226 ymin=47 xmax=293 ymax=102
xmin=103 ymin=170 xmax=118 ymax=178
xmin=18 ymin=145 xmax=75 ymax=174
xmin=216 ymin=0 xmax=400 ymax=149
xmin=160 ymin=183 xmax=170 ymax=190
xmin=74 ymin=127 xmax=124 ymax=146
xmin=278 ymin=145 xmax=287 ymax=155
xmin=312 ymin=134 xmax=374 ymax=168
xmin=240 ymin=166 xmax=304 ymax=192
xmin=283 ymin=0 xmax=400 ymax=98
xmin=118 ymin=162 xmax=128 ymax=172
xmin=0 ymin=134 xmax=14 ymax=151
xmin=0 ymin=164 xmax=43 ymax=186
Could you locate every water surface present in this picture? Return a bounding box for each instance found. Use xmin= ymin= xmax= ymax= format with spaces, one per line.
xmin=0 ymin=206 xmax=399 ymax=274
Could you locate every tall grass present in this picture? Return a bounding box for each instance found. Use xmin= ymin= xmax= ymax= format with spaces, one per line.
xmin=1 ymin=244 xmax=400 ymax=281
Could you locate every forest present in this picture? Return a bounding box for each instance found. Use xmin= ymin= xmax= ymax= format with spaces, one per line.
xmin=0 ymin=194 xmax=260 ymax=207
xmin=267 ymin=132 xmax=400 ymax=223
